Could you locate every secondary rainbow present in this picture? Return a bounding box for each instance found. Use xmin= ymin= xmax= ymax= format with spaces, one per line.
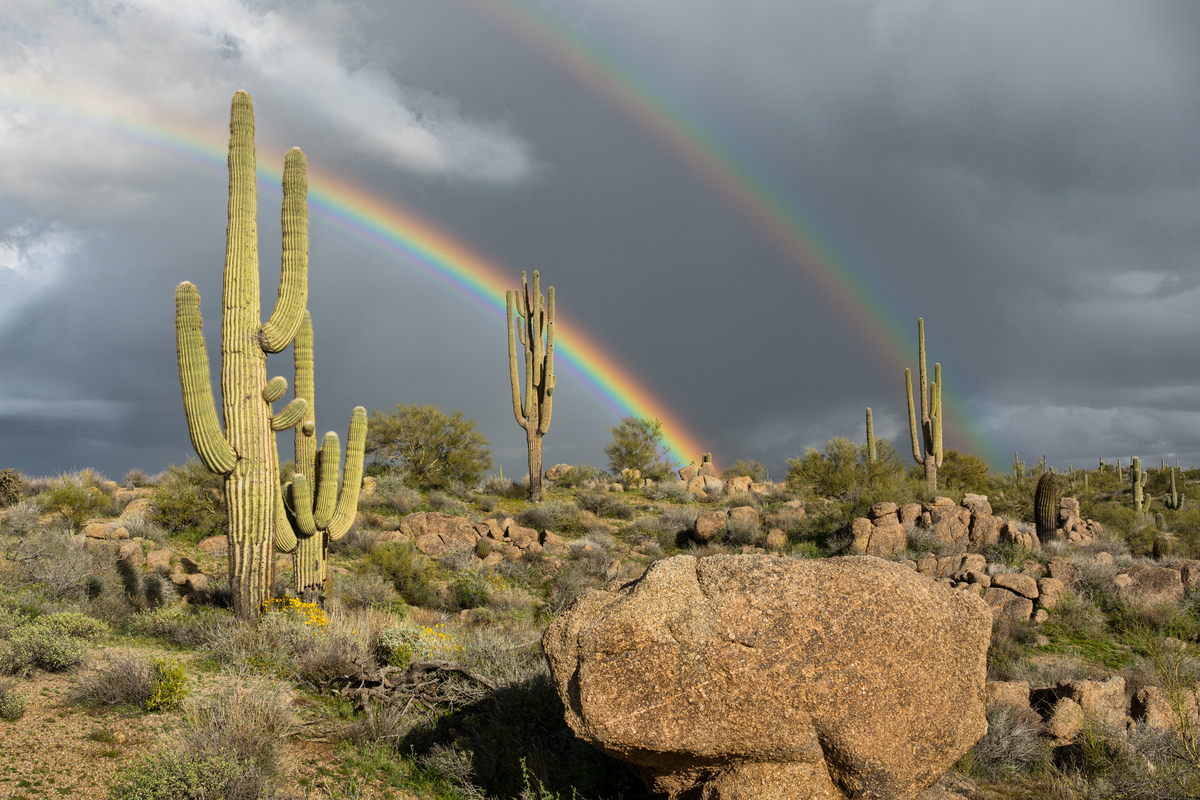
xmin=461 ymin=0 xmax=1001 ymax=466
xmin=0 ymin=87 xmax=709 ymax=465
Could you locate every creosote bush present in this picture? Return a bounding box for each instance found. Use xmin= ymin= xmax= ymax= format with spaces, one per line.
xmin=150 ymin=460 xmax=226 ymax=538
xmin=0 ymin=678 xmax=25 ymax=721
xmin=366 ymin=541 xmax=440 ymax=608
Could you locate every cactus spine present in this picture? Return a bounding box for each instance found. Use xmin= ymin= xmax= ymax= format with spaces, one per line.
xmin=506 ymin=271 xmax=555 ymax=501
xmin=1166 ymin=467 xmax=1185 ymax=510
xmin=1034 ymin=470 xmax=1058 ymax=543
xmin=1131 ymin=456 xmax=1150 ymax=514
xmin=175 ymin=92 xmax=308 ymax=621
xmin=865 ymin=408 xmax=876 ymax=465
xmin=274 ymin=312 xmax=367 ymax=606
xmin=905 ymin=318 xmax=942 ymax=491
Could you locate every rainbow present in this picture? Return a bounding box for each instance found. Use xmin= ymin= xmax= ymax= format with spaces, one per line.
xmin=0 ymin=88 xmax=710 ymax=465
xmin=461 ymin=0 xmax=1002 ymax=467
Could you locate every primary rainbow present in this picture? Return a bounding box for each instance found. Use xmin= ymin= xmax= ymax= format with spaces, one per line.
xmin=0 ymin=87 xmax=710 ymax=465
xmin=461 ymin=0 xmax=1002 ymax=467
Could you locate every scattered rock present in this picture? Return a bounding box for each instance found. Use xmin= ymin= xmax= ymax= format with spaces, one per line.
xmin=197 ymin=535 xmax=227 ymax=555
xmin=991 ymin=572 xmax=1039 ymax=600
xmin=693 ymin=510 xmax=727 ymax=543
xmin=1113 ymin=565 xmax=1185 ymax=605
xmin=546 ymin=464 xmax=574 ymax=481
xmin=402 ymin=512 xmax=480 ymax=557
xmin=145 ymin=548 xmax=173 ymax=573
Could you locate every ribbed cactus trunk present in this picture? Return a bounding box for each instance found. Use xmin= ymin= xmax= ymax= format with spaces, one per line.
xmin=175 ymin=92 xmax=308 ymax=621
xmin=507 ymin=271 xmax=555 ymax=502
xmin=273 ymin=312 xmax=367 ymax=607
xmin=865 ymin=407 xmax=876 ymax=465
xmin=905 ymin=318 xmax=943 ymax=492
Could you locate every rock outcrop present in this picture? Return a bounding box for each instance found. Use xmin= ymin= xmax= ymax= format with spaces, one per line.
xmin=543 ymin=554 xmax=991 ymax=800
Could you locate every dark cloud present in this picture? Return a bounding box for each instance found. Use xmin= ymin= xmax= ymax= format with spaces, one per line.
xmin=2 ymin=0 xmax=1199 ymax=482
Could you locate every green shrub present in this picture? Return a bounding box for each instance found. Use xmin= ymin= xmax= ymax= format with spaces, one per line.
xmin=109 ymin=751 xmax=248 ymax=800
xmin=39 ymin=470 xmax=113 ymax=530
xmin=0 ymin=498 xmax=41 ymax=536
xmin=604 ymin=417 xmax=674 ymax=479
xmin=122 ymin=469 xmax=151 ymax=489
xmin=379 ymin=626 xmax=419 ymax=670
xmin=449 ymin=572 xmax=490 ymax=610
xmin=366 ymin=542 xmax=440 ymax=608
xmin=366 ymin=404 xmax=492 ymax=489
xmin=0 ymin=678 xmax=25 ymax=721
xmin=37 ymin=611 xmax=109 ymax=641
xmin=721 ymin=460 xmax=766 ymax=481
xmin=331 ymin=571 xmax=402 ymax=611
xmin=643 ymin=480 xmax=688 ymax=502
xmin=150 ymin=461 xmax=225 ymax=538
xmin=550 ymin=464 xmax=604 ymax=489
xmin=0 ymin=623 xmax=87 ymax=676
xmin=517 ymin=506 xmax=555 ymax=530
xmin=68 ymin=651 xmax=153 ymax=709
xmin=146 ymin=658 xmax=188 ymax=712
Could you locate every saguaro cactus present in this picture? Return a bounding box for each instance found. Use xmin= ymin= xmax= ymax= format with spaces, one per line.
xmin=506 ymin=270 xmax=555 ymax=501
xmin=905 ymin=318 xmax=943 ymax=491
xmin=1166 ymin=467 xmax=1185 ymax=510
xmin=175 ymin=91 xmax=308 ymax=621
xmin=1034 ymin=471 xmax=1058 ymax=543
xmin=865 ymin=408 xmax=876 ymax=465
xmin=1131 ymin=456 xmax=1150 ymax=514
xmin=274 ymin=312 xmax=367 ymax=606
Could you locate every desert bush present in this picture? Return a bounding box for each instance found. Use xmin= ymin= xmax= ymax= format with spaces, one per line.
xmin=549 ymin=464 xmax=605 ymax=489
xmin=428 ymin=491 xmax=469 ymax=516
xmin=643 ymin=480 xmax=688 ymax=503
xmin=988 ymin=616 xmax=1038 ymax=680
xmin=0 ymin=468 xmax=22 ymax=508
xmin=151 ymin=461 xmax=225 ymax=538
xmin=0 ymin=498 xmax=41 ymax=536
xmin=547 ymin=559 xmax=606 ymax=617
xmin=576 ymin=491 xmax=634 ymax=520
xmin=936 ymin=449 xmax=991 ymax=494
xmin=68 ymin=650 xmax=153 ymax=708
xmin=659 ymin=506 xmax=699 ymax=538
xmin=723 ymin=514 xmax=762 ymax=546
xmin=448 ymin=571 xmax=492 ymax=611
xmin=128 ymin=605 xmax=237 ymax=648
xmin=604 ymin=417 xmax=674 ymax=479
xmin=9 ymin=529 xmax=110 ymax=601
xmin=366 ymin=542 xmax=440 ymax=608
xmin=366 ymin=404 xmax=492 ymax=490
xmin=906 ymin=527 xmax=953 ymax=558
xmin=966 ymin=704 xmax=1047 ymax=780
xmin=0 ymin=678 xmax=25 ymax=721
xmin=39 ymin=470 xmax=112 ymax=530
xmin=517 ymin=506 xmax=555 ymax=531
xmin=721 ymin=460 xmax=767 ymax=481
xmin=146 ymin=658 xmax=189 ymax=712
xmin=0 ymin=621 xmax=88 ymax=676
xmin=112 ymin=682 xmax=294 ymax=800
xmin=478 ymin=473 xmax=515 ymax=497
xmin=122 ymin=469 xmax=151 ymax=489
xmin=331 ymin=571 xmax=401 ymax=612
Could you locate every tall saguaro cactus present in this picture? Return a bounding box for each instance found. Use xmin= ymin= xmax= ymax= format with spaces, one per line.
xmin=905 ymin=318 xmax=943 ymax=491
xmin=1166 ymin=467 xmax=1185 ymax=510
xmin=506 ymin=271 xmax=555 ymax=501
xmin=1132 ymin=457 xmax=1150 ymax=514
xmin=273 ymin=312 xmax=367 ymax=606
xmin=865 ymin=408 xmax=876 ymax=465
xmin=175 ymin=92 xmax=308 ymax=621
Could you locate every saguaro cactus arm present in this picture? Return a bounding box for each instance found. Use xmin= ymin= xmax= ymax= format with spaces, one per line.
xmin=259 ymin=148 xmax=309 ymax=353
xmin=175 ymin=282 xmax=238 ymax=474
xmin=506 ymin=289 xmax=528 ymax=428
xmin=537 ymin=286 xmax=556 ymax=434
xmin=905 ymin=368 xmax=921 ymax=463
xmin=328 ymin=407 xmax=367 ymax=541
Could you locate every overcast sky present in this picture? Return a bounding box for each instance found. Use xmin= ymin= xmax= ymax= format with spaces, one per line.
xmin=2 ymin=0 xmax=1200 ymax=483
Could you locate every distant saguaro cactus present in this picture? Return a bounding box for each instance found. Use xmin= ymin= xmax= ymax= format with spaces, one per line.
xmin=865 ymin=408 xmax=876 ymax=465
xmin=1131 ymin=457 xmax=1150 ymax=514
xmin=1166 ymin=467 xmax=1185 ymax=510
xmin=905 ymin=318 xmax=942 ymax=491
xmin=274 ymin=312 xmax=367 ymax=606
xmin=1034 ymin=471 xmax=1058 ymax=543
xmin=175 ymin=91 xmax=309 ymax=621
xmin=507 ymin=270 xmax=555 ymax=501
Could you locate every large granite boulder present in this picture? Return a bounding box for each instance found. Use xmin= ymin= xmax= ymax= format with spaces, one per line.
xmin=543 ymin=554 xmax=992 ymax=800
xmin=400 ymin=512 xmax=479 ymax=557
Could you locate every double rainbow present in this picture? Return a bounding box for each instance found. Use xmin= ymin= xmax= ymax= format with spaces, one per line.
xmin=462 ymin=0 xmax=1000 ymax=467
xmin=0 ymin=88 xmax=709 ymax=464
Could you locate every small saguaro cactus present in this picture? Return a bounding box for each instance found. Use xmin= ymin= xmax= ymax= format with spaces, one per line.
xmin=1034 ymin=471 xmax=1058 ymax=543
xmin=1166 ymin=467 xmax=1185 ymax=510
xmin=273 ymin=311 xmax=367 ymax=606
xmin=1131 ymin=457 xmax=1150 ymax=514
xmin=1153 ymin=529 xmax=1173 ymax=561
xmin=507 ymin=271 xmax=555 ymax=501
xmin=905 ymin=318 xmax=942 ymax=491
xmin=175 ymin=91 xmax=309 ymax=621
xmin=865 ymin=408 xmax=876 ymax=465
